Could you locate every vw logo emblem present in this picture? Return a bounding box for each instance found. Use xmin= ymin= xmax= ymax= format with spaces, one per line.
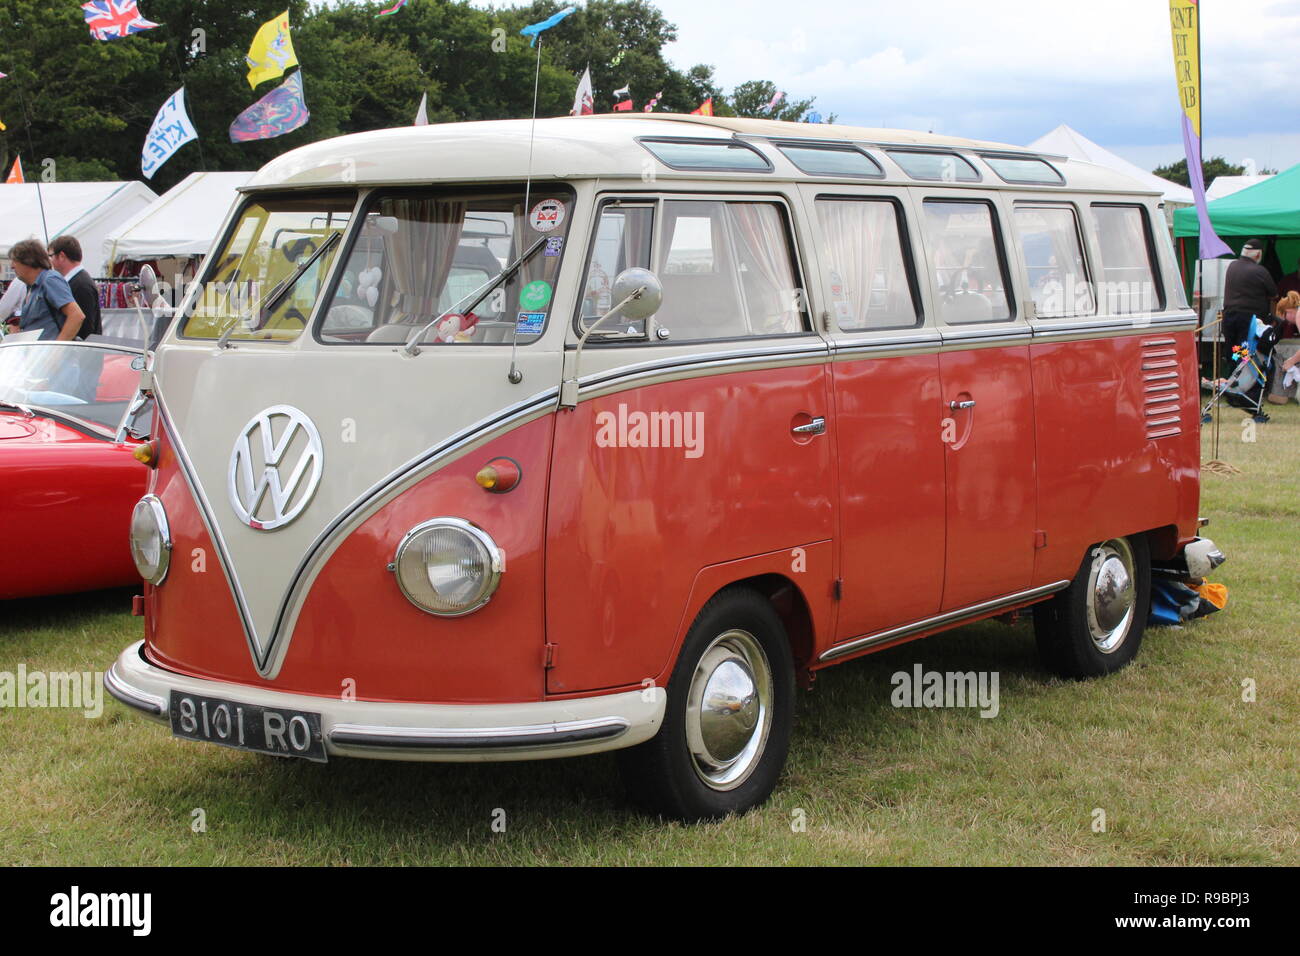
xmin=227 ymin=405 xmax=324 ymax=531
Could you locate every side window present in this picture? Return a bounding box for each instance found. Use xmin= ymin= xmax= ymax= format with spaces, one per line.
xmin=579 ymin=203 xmax=653 ymax=332
xmin=653 ymin=200 xmax=807 ymax=341
xmin=814 ymin=198 xmax=920 ymax=331
xmin=1090 ymin=204 xmax=1164 ymax=315
xmin=921 ymin=199 xmax=1014 ymax=324
xmin=1013 ymin=204 xmax=1095 ymax=318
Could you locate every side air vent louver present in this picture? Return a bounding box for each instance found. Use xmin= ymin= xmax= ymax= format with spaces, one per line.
xmin=1140 ymin=337 xmax=1182 ymax=439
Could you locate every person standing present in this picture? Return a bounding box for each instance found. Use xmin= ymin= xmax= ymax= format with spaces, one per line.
xmin=1221 ymin=238 xmax=1276 ymax=359
xmin=48 ymin=235 xmax=101 ymax=338
xmin=5 ymin=239 xmax=84 ymax=340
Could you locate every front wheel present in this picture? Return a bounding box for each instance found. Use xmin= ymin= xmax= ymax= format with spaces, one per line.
xmin=617 ymin=588 xmax=794 ymax=821
xmin=1034 ymin=535 xmax=1151 ymax=678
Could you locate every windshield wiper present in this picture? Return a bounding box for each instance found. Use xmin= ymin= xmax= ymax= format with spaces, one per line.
xmin=402 ymin=235 xmax=547 ymax=356
xmin=217 ymin=231 xmax=342 ymax=349
xmin=0 ymin=398 xmax=35 ymax=418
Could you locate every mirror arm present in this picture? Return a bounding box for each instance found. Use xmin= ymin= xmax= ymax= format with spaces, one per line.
xmin=559 ymin=285 xmax=646 ymax=410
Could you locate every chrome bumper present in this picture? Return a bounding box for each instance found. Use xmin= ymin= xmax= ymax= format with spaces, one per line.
xmin=106 ymin=641 xmax=666 ymax=762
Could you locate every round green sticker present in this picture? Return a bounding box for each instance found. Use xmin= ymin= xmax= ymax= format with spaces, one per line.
xmin=520 ymin=280 xmax=552 ymax=310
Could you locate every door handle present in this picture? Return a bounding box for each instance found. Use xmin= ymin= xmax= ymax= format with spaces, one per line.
xmin=792 ymin=416 xmax=826 ymax=436
xmin=948 ymin=400 xmax=976 ymax=411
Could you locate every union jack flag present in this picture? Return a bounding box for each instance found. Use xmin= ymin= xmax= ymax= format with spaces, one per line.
xmin=81 ymin=1 xmax=160 ymax=41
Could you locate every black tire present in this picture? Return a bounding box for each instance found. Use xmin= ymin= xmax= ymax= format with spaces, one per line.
xmin=1034 ymin=534 xmax=1151 ymax=679
xmin=617 ymin=587 xmax=794 ymax=822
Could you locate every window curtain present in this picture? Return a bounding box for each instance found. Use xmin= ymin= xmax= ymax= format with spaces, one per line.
xmin=817 ymin=201 xmax=897 ymax=329
xmin=386 ymin=198 xmax=467 ymax=326
xmin=727 ymin=203 xmax=800 ymax=333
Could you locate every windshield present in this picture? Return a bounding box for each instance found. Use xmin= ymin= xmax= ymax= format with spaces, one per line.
xmin=319 ymin=186 xmax=574 ymax=345
xmin=180 ymin=193 xmax=355 ymax=342
xmin=0 ymin=342 xmax=143 ymax=431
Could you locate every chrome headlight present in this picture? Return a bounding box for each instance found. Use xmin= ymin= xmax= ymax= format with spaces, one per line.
xmin=393 ymin=518 xmax=504 ymax=616
xmin=129 ymin=494 xmax=172 ymax=585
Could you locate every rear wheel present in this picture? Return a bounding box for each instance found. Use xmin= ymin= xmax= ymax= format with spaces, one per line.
xmin=1034 ymin=535 xmax=1150 ymax=678
xmin=617 ymin=588 xmax=794 ymax=821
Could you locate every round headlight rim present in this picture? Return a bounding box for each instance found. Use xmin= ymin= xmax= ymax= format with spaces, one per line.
xmin=392 ymin=516 xmax=504 ymax=618
xmin=131 ymin=493 xmax=173 ymax=585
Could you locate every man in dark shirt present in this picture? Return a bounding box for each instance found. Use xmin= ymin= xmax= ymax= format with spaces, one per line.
xmin=48 ymin=235 xmax=102 ymax=338
xmin=1222 ymin=238 xmax=1276 ymax=360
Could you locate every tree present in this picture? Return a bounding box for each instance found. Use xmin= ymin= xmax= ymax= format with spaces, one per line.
xmin=1152 ymin=155 xmax=1277 ymax=187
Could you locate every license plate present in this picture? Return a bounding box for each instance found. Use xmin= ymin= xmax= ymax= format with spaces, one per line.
xmin=169 ymin=691 xmax=327 ymax=763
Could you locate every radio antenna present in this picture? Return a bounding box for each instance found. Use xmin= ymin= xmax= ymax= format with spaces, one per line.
xmin=505 ymin=35 xmax=545 ymax=385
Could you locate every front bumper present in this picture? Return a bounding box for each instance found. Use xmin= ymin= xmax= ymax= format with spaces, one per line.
xmin=106 ymin=641 xmax=666 ymax=762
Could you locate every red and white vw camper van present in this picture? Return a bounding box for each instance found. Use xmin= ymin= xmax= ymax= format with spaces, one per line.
xmin=108 ymin=115 xmax=1218 ymax=820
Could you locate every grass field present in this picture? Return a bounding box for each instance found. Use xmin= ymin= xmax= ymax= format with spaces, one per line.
xmin=2 ymin=404 xmax=1297 ymax=866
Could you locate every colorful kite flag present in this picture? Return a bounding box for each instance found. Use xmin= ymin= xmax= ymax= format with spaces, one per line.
xmin=520 ymin=6 xmax=575 ymax=47
xmin=414 ymin=92 xmax=428 ymax=126
xmin=141 ymin=87 xmax=198 ymax=179
xmin=764 ymin=91 xmax=785 ymax=112
xmin=642 ymin=91 xmax=663 ymax=112
xmin=230 ymin=70 xmax=310 ymax=143
xmin=1169 ymin=0 xmax=1231 ymax=259
xmin=613 ymin=99 xmax=634 ymax=112
xmin=803 ymin=111 xmax=823 ymax=124
xmin=0 ymin=72 xmax=5 ymax=130
xmin=81 ymin=1 xmax=160 ymax=41
xmin=375 ymin=0 xmax=408 ymax=16
xmin=246 ymin=11 xmax=298 ymax=89
xmin=690 ymin=97 xmax=714 ymax=116
xmin=6 ymin=156 xmax=23 ymax=184
xmin=610 ymin=50 xmax=626 ymax=68
xmin=572 ymin=67 xmax=594 ymax=116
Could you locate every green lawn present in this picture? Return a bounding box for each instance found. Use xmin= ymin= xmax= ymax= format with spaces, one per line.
xmin=2 ymin=403 xmax=1297 ymax=865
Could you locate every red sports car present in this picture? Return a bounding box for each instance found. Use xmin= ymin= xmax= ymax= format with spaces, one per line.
xmin=0 ymin=334 xmax=151 ymax=600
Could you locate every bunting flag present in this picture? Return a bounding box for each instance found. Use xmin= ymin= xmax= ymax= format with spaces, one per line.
xmin=642 ymin=91 xmax=663 ymax=112
xmin=612 ymin=84 xmax=630 ymax=100
xmin=571 ymin=67 xmax=594 ymax=116
xmin=246 ymin=11 xmax=299 ymax=89
xmin=414 ymin=92 xmax=428 ymax=126
xmin=690 ymin=97 xmax=714 ymax=116
xmin=375 ymin=0 xmax=408 ymax=16
xmin=613 ymin=99 xmax=634 ymax=112
xmin=230 ymin=70 xmax=310 ymax=142
xmin=1169 ymin=0 xmax=1231 ymax=258
xmin=81 ymin=1 xmax=159 ymax=41
xmin=6 ymin=156 xmax=23 ymax=184
xmin=520 ymin=6 xmax=575 ymax=46
xmin=764 ymin=91 xmax=785 ymax=112
xmin=141 ymin=87 xmax=198 ymax=179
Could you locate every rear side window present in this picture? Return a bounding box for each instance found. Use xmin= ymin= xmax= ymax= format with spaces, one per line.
xmin=889 ymin=151 xmax=980 ymax=183
xmin=653 ymin=200 xmax=807 ymax=340
xmin=1090 ymin=204 xmax=1164 ymax=314
xmin=921 ymin=200 xmax=1014 ymax=324
xmin=983 ymin=155 xmax=1064 ymax=185
xmin=1014 ymin=204 xmax=1094 ymax=318
xmin=778 ymin=145 xmax=884 ymax=178
xmin=815 ymin=198 xmax=920 ymax=330
xmin=639 ymin=138 xmax=772 ymax=172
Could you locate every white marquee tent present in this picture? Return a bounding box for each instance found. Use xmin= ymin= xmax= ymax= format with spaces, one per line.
xmin=1027 ymin=125 xmax=1195 ymax=208
xmin=0 ymin=181 xmax=156 ymax=278
xmin=1205 ymin=173 xmax=1274 ymax=202
xmin=102 ymin=170 xmax=253 ymax=270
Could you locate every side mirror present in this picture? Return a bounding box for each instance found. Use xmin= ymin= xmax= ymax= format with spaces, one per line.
xmin=610 ymin=268 xmax=663 ymax=321
xmin=138 ymin=264 xmax=158 ymax=297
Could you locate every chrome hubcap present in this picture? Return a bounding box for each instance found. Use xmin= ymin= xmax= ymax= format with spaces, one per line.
xmin=1086 ymin=539 xmax=1136 ymax=653
xmin=685 ymin=629 xmax=773 ymax=791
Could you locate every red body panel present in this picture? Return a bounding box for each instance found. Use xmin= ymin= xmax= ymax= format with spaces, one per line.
xmin=0 ymin=412 xmax=146 ymax=600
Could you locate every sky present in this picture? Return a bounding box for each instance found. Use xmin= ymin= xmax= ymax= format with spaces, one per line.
xmin=644 ymin=0 xmax=1300 ymax=175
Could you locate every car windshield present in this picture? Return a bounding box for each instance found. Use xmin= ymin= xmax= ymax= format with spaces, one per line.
xmin=179 ymin=193 xmax=355 ymax=343
xmin=0 ymin=341 xmax=144 ymax=432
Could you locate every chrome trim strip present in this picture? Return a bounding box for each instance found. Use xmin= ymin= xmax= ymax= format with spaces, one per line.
xmin=939 ymin=324 xmax=1032 ymax=343
xmin=328 ymin=716 xmax=629 ymax=752
xmin=578 ymin=340 xmax=828 ymax=390
xmin=818 ymin=580 xmax=1071 ymax=663
xmin=104 ymin=665 xmax=165 ymax=717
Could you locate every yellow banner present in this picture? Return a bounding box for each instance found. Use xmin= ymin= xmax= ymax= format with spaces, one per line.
xmin=246 ymin=11 xmax=299 ymax=90
xmin=1169 ymin=0 xmax=1201 ymax=136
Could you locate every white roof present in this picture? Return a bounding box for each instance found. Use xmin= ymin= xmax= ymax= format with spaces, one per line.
xmin=1205 ymin=173 xmax=1274 ymax=202
xmin=1027 ymin=124 xmax=1195 ymax=205
xmin=245 ymin=115 xmax=1152 ymax=195
xmin=103 ymin=171 xmax=254 ymax=266
xmin=0 ymin=180 xmax=156 ymax=276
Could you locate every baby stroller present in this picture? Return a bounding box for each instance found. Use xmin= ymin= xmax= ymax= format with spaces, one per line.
xmin=1201 ymin=316 xmax=1277 ymax=424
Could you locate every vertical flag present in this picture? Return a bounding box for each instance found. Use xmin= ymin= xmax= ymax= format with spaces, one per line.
xmin=414 ymin=92 xmax=429 ymax=126
xmin=246 ymin=11 xmax=298 ymax=89
xmin=5 ymin=156 xmax=23 ymax=184
xmin=230 ymin=71 xmax=310 ymax=142
xmin=141 ymin=87 xmax=198 ymax=179
xmin=690 ymin=97 xmax=714 ymax=116
xmin=1169 ymin=0 xmax=1231 ymax=258
xmin=572 ymin=67 xmax=594 ymax=116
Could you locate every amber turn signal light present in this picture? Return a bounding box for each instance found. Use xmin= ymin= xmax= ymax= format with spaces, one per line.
xmin=475 ymin=457 xmax=521 ymax=493
xmin=132 ymin=440 xmax=159 ymax=468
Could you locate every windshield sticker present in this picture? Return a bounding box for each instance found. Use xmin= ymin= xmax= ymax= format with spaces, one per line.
xmin=544 ymin=236 xmax=565 ymax=257
xmin=529 ymin=199 xmax=565 ymax=233
xmin=516 ymin=311 xmax=546 ymax=335
xmin=519 ymin=280 xmax=553 ymax=310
